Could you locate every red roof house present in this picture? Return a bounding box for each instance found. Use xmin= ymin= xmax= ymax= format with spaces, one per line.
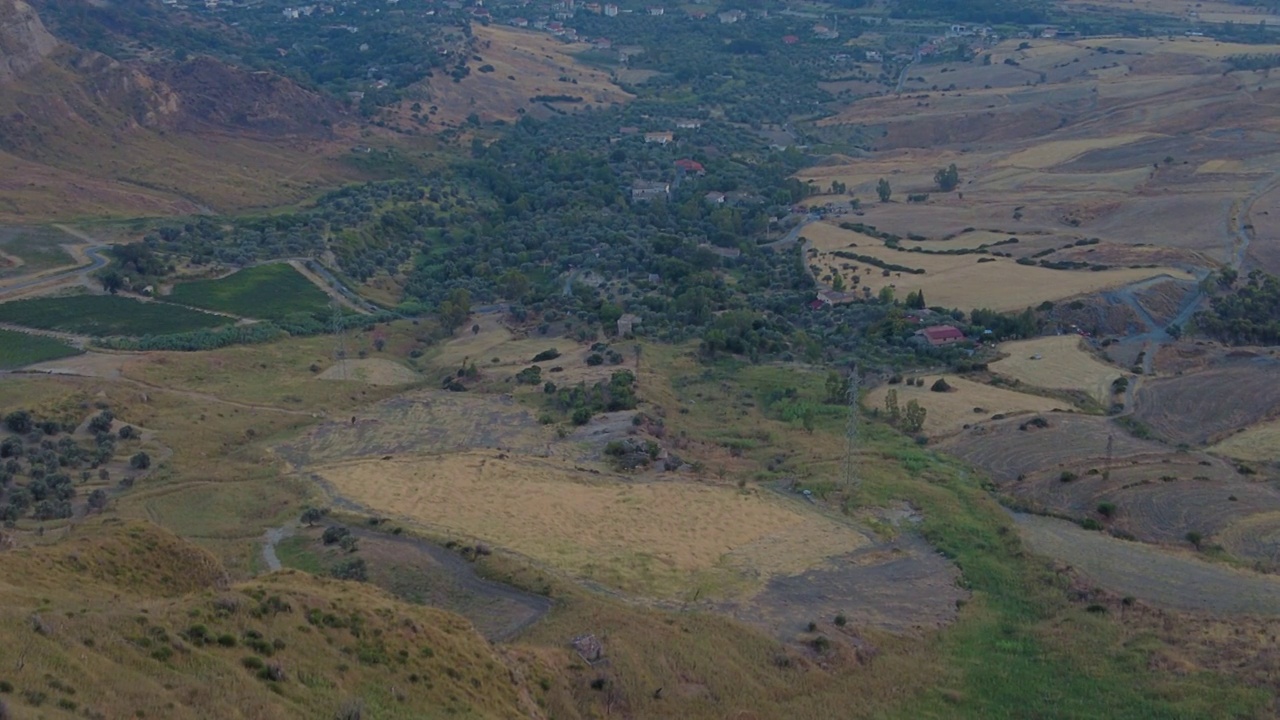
xmin=782 ymin=34 xmax=799 ymax=44
xmin=674 ymin=158 xmax=705 ymax=174
xmin=914 ymin=325 xmax=966 ymax=347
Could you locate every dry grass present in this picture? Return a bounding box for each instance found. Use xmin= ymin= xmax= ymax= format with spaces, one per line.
xmin=866 ymin=376 xmax=1064 ymax=438
xmin=313 ymin=452 xmax=869 ymax=600
xmin=316 ymin=358 xmax=420 ymax=385
xmin=997 ymin=134 xmax=1161 ymax=170
xmin=424 ymin=314 xmax=633 ymax=387
xmin=989 ymin=336 xmax=1123 ymax=404
xmin=406 ymin=24 xmax=631 ymax=127
xmin=0 ymin=520 xmax=545 ymax=719
xmin=1211 ymin=418 xmax=1280 ymax=462
xmin=803 ymin=221 xmax=1194 ymax=311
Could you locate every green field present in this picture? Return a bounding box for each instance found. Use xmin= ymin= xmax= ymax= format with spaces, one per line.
xmin=0 ymin=295 xmax=228 ymax=337
xmin=168 ymin=263 xmax=331 ymax=320
xmin=0 ymin=328 xmax=81 ymax=368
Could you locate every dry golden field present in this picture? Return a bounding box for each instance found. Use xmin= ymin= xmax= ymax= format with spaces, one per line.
xmin=313 ymin=451 xmax=870 ymax=600
xmin=989 ymin=336 xmax=1124 ymax=404
xmin=1210 ymin=418 xmax=1280 ymax=462
xmin=802 ymin=221 xmax=1194 ymax=311
xmin=996 ymin=134 xmax=1161 ymax=170
xmin=865 ymin=376 xmax=1065 ymax=437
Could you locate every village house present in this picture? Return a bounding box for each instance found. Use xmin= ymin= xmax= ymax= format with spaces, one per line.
xmin=617 ymin=313 xmax=641 ymax=336
xmin=510 ymin=16 xmax=528 ymax=26
xmin=603 ymin=2 xmax=618 ymax=15
xmin=644 ymin=131 xmax=674 ymax=144
xmin=646 ymin=5 xmax=663 ymax=15
xmin=631 ymin=180 xmax=670 ymax=201
xmin=674 ymin=158 xmax=705 ymax=175
xmin=593 ymin=37 xmax=612 ymax=49
xmin=675 ymin=119 xmax=702 ymax=129
xmin=913 ymin=325 xmax=967 ymax=347
xmin=718 ymin=9 xmax=745 ymax=23
xmin=704 ymin=191 xmax=726 ymax=205
xmin=782 ymin=34 xmax=799 ymax=45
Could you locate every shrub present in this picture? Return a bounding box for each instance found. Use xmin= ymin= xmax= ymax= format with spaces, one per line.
xmin=1081 ymin=518 xmax=1103 ymax=531
xmin=1096 ymin=502 xmax=1116 ymax=518
xmin=242 ymin=656 xmax=265 ymax=670
xmin=531 ymin=348 xmax=560 ymax=362
xmin=1185 ymin=531 xmax=1203 ymax=550
xmin=1059 ymin=471 xmax=1078 ymax=483
xmin=833 ymin=614 xmax=847 ymax=627
xmin=217 ymin=634 xmax=237 ymax=647
xmin=321 ymin=526 xmax=351 ymax=545
xmin=129 ymin=452 xmax=151 ymax=470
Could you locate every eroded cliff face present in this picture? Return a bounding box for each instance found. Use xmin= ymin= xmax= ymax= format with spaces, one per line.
xmin=0 ymin=0 xmax=57 ymax=82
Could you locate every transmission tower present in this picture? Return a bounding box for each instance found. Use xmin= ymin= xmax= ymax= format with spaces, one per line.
xmin=331 ymin=299 xmax=348 ymax=381
xmin=1103 ymin=431 xmax=1115 ymax=482
xmin=841 ymin=366 xmax=861 ymax=490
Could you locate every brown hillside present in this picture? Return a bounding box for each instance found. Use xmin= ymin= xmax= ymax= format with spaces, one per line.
xmin=0 ymin=0 xmax=362 ymax=220
xmin=0 ymin=520 xmax=549 ymax=719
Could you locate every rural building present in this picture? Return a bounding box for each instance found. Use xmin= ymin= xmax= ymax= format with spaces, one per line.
xmin=718 ymin=9 xmax=745 ymax=23
xmin=782 ymin=34 xmax=799 ymax=45
xmin=914 ymin=325 xmax=966 ymax=347
xmin=644 ymin=131 xmax=674 ymax=144
xmin=705 ymin=191 xmax=726 ymax=204
xmin=816 ymin=290 xmax=858 ymax=305
xmin=631 ymin=180 xmax=670 ymax=201
xmin=675 ymin=119 xmax=702 ymax=129
xmin=617 ymin=313 xmax=641 ymax=336
xmin=603 ymin=3 xmax=618 ymax=15
xmin=647 ymin=5 xmax=664 ymax=15
xmin=675 ymin=158 xmax=705 ymax=174
xmin=593 ymin=37 xmax=613 ymax=49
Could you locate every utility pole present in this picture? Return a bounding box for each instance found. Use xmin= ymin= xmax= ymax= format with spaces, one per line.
xmin=842 ymin=366 xmax=860 ymax=491
xmin=1103 ymin=431 xmax=1114 ymax=482
xmin=332 ymin=299 xmax=348 ymax=381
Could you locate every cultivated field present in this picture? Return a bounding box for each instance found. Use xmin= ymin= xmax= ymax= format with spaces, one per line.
xmin=1015 ymin=514 xmax=1280 ymax=615
xmin=313 ymin=452 xmax=870 ymax=600
xmin=941 ymin=413 xmax=1167 ymax=484
xmin=0 ymin=294 xmax=229 ymax=336
xmin=1133 ymin=357 xmax=1280 ymax=445
xmin=803 ymin=221 xmax=1193 ymax=311
xmin=865 ymin=376 xmax=1066 ymax=437
xmin=989 ymin=335 xmax=1123 ymax=404
xmin=167 ymin=263 xmax=331 ymax=320
xmin=0 ymin=327 xmax=81 ymax=368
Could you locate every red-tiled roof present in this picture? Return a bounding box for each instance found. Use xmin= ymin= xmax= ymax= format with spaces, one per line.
xmin=919 ymin=325 xmax=965 ymax=341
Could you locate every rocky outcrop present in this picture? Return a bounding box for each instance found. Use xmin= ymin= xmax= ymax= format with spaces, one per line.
xmin=0 ymin=0 xmax=56 ymax=82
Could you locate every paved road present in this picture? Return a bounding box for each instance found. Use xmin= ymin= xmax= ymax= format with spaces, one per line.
xmin=0 ymin=244 xmax=110 ymax=297
xmin=763 ymin=213 xmax=819 ymax=251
